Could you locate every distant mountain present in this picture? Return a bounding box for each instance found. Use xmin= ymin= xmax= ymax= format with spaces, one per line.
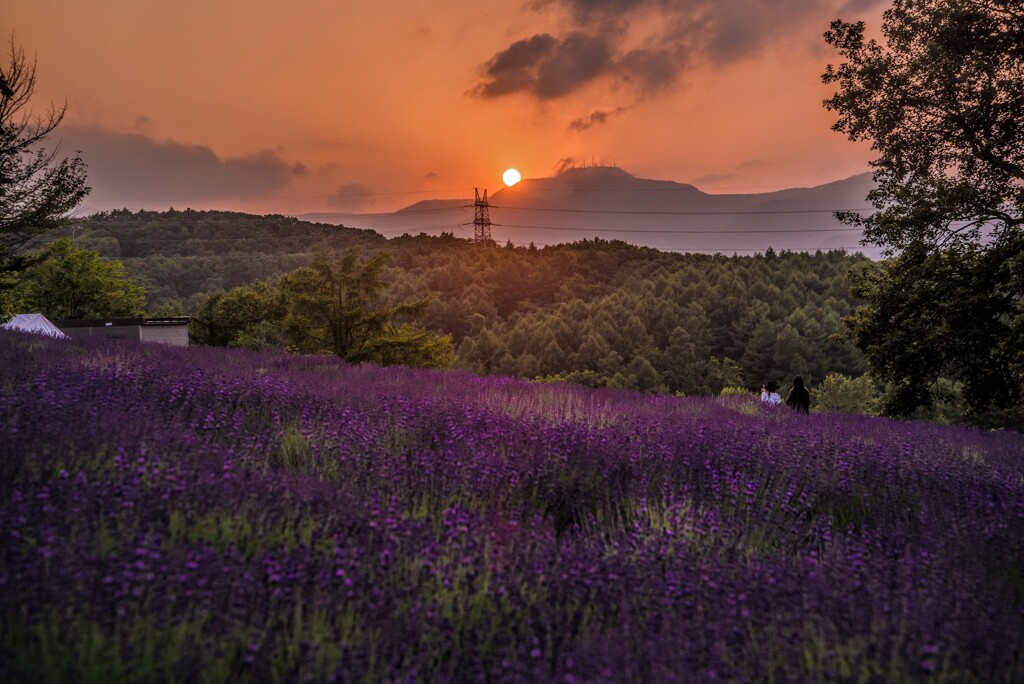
xmin=297 ymin=167 xmax=879 ymax=257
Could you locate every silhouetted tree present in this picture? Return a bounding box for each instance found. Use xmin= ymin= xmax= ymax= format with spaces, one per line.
xmin=0 ymin=37 xmax=89 ymax=295
xmin=824 ymin=2 xmax=1023 ymax=253
xmin=824 ymin=1 xmax=1024 ymax=420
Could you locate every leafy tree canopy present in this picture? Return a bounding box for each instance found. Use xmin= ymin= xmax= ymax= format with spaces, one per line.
xmin=824 ymin=0 xmax=1024 ymax=423
xmin=192 ymin=248 xmax=454 ymax=370
xmin=824 ymin=0 xmax=1023 ymax=251
xmin=15 ymin=237 xmax=147 ymax=319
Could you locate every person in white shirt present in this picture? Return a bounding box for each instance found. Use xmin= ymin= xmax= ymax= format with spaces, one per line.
xmin=760 ymin=381 xmax=782 ymax=404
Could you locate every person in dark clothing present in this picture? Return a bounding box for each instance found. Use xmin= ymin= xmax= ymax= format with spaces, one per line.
xmin=786 ymin=376 xmax=811 ymax=413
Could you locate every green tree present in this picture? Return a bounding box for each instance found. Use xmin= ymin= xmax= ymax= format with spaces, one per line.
xmin=815 ymin=373 xmax=880 ymax=415
xmin=190 ymin=280 xmax=285 ymax=349
xmin=824 ymin=2 xmax=1023 ymax=252
xmin=824 ymin=1 xmax=1024 ymax=420
xmin=0 ymin=38 xmax=89 ymax=287
xmin=845 ymin=240 xmax=1023 ymax=416
xmin=705 ymin=356 xmax=745 ymax=395
xmin=660 ymin=326 xmax=709 ymax=395
xmin=16 ymin=238 xmax=146 ymax=319
xmin=278 ymin=248 xmax=453 ymax=369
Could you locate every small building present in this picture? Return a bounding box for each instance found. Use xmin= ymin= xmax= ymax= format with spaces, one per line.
xmin=55 ymin=317 xmax=190 ymax=347
xmin=2 ymin=313 xmax=67 ymax=338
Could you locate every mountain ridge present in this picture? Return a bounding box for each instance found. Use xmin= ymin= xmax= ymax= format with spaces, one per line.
xmin=297 ymin=167 xmax=879 ymax=257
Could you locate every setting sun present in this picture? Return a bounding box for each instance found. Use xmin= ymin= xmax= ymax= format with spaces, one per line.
xmin=502 ymin=168 xmax=522 ymax=186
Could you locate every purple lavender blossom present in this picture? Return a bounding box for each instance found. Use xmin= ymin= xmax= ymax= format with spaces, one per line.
xmin=0 ymin=330 xmax=1022 ymax=682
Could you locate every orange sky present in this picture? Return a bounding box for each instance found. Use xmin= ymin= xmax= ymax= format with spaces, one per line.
xmin=7 ymin=0 xmax=885 ymax=215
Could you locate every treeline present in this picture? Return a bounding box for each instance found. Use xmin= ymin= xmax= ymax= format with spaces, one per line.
xmin=67 ymin=208 xmax=384 ymax=307
xmin=63 ymin=209 xmax=869 ymax=394
xmin=386 ymin=237 xmax=868 ymax=393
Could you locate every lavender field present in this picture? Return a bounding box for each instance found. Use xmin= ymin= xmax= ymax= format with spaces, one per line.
xmin=1 ymin=331 xmax=1022 ymax=683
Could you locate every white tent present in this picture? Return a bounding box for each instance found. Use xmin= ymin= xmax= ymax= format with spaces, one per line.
xmin=2 ymin=313 xmax=66 ymax=338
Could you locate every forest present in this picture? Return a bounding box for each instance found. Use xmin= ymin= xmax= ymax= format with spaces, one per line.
xmin=58 ymin=208 xmax=871 ymax=397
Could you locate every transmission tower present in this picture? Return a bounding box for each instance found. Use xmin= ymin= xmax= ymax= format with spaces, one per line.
xmin=473 ymin=188 xmax=493 ymax=245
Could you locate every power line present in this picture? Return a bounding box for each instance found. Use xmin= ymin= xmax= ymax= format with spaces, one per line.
xmin=488 ymin=204 xmax=872 ymax=216
xmin=492 ymin=223 xmax=863 ymax=234
xmin=85 ymin=188 xmax=477 ymax=202
xmin=68 ymin=225 xmax=869 ymax=251
xmin=496 ymin=238 xmax=873 ymax=254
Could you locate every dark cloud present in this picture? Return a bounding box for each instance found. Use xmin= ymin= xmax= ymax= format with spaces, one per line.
xmin=536 ymin=33 xmax=616 ymax=98
xmin=60 ymin=126 xmax=298 ymax=209
xmin=568 ymin=106 xmax=628 ymax=131
xmin=473 ymin=0 xmax=856 ymax=103
xmin=471 ymin=32 xmax=613 ymax=100
xmin=423 ymin=171 xmax=439 ymax=180
xmin=838 ymin=0 xmax=887 ymax=13
xmin=472 ymin=34 xmax=556 ymax=98
xmin=292 ymin=162 xmax=309 ymax=176
xmin=686 ymin=1 xmax=828 ymax=65
xmin=617 ymin=46 xmax=686 ymax=92
xmin=533 ymin=0 xmax=649 ymax=23
xmin=328 ymin=182 xmax=375 ymax=212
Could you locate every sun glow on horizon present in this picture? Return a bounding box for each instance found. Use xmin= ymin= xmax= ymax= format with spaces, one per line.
xmin=502 ymin=168 xmax=522 ymax=186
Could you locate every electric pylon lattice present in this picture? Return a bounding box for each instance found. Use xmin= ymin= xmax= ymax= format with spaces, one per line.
xmin=473 ymin=188 xmax=493 ymax=245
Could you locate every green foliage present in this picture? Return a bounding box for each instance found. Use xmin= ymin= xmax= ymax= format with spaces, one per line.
xmin=814 ymin=373 xmax=879 ymax=415
xmin=58 ymin=212 xmax=873 ymax=398
xmin=0 ymin=38 xmax=90 ymax=279
xmin=277 ymin=249 xmax=453 ymax=368
xmin=49 ymin=209 xmax=384 ymax=309
xmin=706 ymin=356 xmax=745 ymax=395
xmin=373 ymin=323 xmax=455 ymax=369
xmin=190 ymin=280 xmax=286 ymax=349
xmin=824 ymin=2 xmax=1024 ymax=426
xmin=823 ymin=2 xmax=1024 ymax=253
xmin=0 ymin=281 xmax=15 ymax=321
xmin=193 ymin=248 xmax=453 ymax=370
xmin=14 ymin=238 xmax=147 ymax=319
xmin=846 ymin=241 xmax=1023 ymax=421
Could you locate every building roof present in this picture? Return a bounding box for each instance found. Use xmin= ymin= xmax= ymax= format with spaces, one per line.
xmin=2 ymin=313 xmax=67 ymax=338
xmin=54 ymin=316 xmax=190 ymax=328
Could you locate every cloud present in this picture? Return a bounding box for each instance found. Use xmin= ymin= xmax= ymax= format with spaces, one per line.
xmin=328 ymin=182 xmax=376 ymax=212
xmin=691 ymin=159 xmax=773 ymax=187
xmin=471 ymin=32 xmax=614 ymax=99
xmin=530 ymin=0 xmax=648 ymax=23
xmin=737 ymin=159 xmax=771 ymax=171
xmin=568 ymin=106 xmax=628 ymax=131
xmin=691 ymin=172 xmax=737 ymax=185
xmin=423 ymin=171 xmax=439 ymax=180
xmin=617 ymin=46 xmax=686 ymax=93
xmin=473 ymin=0 xmax=857 ymax=103
xmin=59 ymin=126 xmax=299 ymax=208
xmin=838 ymin=0 xmax=887 ymax=13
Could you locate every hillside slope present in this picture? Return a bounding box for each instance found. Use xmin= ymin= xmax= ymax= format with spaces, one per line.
xmin=2 ymin=332 xmax=1022 ymax=681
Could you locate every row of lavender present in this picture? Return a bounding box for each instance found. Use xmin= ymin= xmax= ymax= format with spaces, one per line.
xmin=1 ymin=331 xmax=1022 ymax=682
